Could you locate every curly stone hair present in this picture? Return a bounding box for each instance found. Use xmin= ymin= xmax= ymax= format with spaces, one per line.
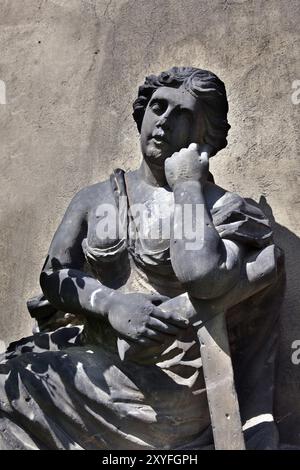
xmin=133 ymin=66 xmax=230 ymax=156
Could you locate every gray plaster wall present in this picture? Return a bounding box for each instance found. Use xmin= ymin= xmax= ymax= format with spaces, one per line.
xmin=0 ymin=0 xmax=299 ymax=445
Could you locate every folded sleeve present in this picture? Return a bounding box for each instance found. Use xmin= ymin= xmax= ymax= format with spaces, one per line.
xmin=211 ymin=192 xmax=273 ymax=248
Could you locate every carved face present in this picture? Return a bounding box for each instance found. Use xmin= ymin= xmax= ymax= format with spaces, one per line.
xmin=140 ymin=86 xmax=205 ymax=166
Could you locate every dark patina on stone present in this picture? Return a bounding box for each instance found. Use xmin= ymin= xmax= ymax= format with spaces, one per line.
xmin=0 ymin=67 xmax=285 ymax=450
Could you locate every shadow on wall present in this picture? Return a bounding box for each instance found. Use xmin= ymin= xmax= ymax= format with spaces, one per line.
xmin=259 ymin=196 xmax=300 ymax=446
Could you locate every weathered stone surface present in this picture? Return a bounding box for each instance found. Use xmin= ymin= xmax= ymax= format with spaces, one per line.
xmin=0 ymin=0 xmax=299 ymax=445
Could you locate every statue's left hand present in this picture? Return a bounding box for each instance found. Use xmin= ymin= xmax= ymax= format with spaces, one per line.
xmin=165 ymin=143 xmax=211 ymax=190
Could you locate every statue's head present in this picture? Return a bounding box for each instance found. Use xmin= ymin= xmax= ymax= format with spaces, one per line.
xmin=133 ymin=67 xmax=230 ymax=165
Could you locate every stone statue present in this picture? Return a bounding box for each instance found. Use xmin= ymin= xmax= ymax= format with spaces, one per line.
xmin=0 ymin=67 xmax=285 ymax=450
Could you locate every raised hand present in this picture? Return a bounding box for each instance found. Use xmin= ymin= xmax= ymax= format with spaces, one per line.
xmin=164 ymin=143 xmax=212 ymax=189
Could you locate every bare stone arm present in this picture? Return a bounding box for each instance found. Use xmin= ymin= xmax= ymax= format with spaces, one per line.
xmin=159 ymin=243 xmax=279 ymax=326
xmin=171 ymin=180 xmax=243 ymax=299
xmin=40 ymin=186 xmax=188 ymax=344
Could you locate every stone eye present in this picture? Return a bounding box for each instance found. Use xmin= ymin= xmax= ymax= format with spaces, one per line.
xmin=150 ymin=100 xmax=167 ymax=115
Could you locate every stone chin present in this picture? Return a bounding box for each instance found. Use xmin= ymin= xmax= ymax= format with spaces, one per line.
xmin=144 ymin=141 xmax=172 ymax=165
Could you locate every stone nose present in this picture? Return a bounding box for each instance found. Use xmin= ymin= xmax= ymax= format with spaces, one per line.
xmin=156 ymin=114 xmax=170 ymax=130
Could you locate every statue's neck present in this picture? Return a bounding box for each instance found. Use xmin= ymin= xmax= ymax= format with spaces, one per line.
xmin=138 ymin=159 xmax=168 ymax=188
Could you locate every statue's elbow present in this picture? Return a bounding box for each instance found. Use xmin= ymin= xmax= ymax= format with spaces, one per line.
xmin=182 ymin=266 xmax=240 ymax=300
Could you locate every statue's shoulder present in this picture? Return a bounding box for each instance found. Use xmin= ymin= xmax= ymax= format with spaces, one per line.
xmin=205 ymin=182 xmax=273 ymax=248
xmin=71 ymin=177 xmax=118 ymax=212
xmin=206 ymin=182 xmax=261 ymax=215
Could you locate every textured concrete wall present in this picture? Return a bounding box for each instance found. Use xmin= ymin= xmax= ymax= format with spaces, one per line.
xmin=0 ymin=0 xmax=299 ymax=444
